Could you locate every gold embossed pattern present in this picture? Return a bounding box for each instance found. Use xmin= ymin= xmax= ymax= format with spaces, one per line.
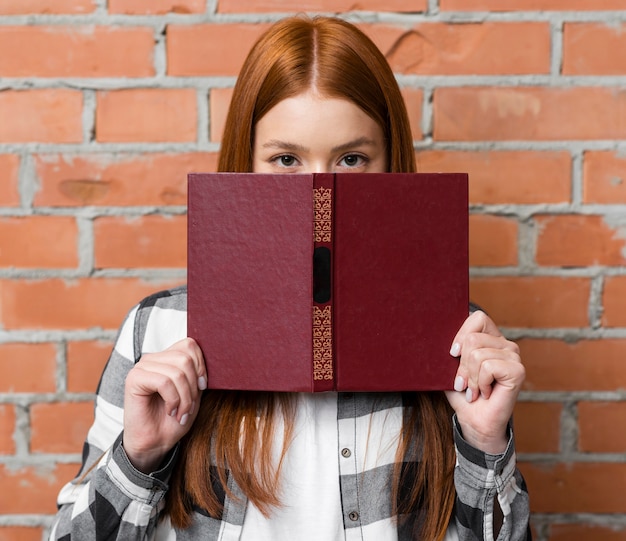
xmin=313 ymin=186 xmax=333 ymax=383
xmin=313 ymin=187 xmax=332 ymax=243
xmin=313 ymin=305 xmax=333 ymax=380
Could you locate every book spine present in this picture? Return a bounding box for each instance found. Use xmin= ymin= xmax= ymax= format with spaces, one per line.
xmin=312 ymin=174 xmax=335 ymax=391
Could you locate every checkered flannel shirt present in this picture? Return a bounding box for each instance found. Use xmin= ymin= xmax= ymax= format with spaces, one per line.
xmin=51 ymin=286 xmax=530 ymax=541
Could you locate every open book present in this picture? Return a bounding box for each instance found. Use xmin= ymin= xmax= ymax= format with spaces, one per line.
xmin=187 ymin=172 xmax=468 ymax=392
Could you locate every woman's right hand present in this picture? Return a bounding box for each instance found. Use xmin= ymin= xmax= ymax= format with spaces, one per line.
xmin=122 ymin=338 xmax=207 ymax=473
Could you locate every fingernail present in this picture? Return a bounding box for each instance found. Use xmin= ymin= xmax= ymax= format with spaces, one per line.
xmin=180 ymin=413 xmax=189 ymax=426
xmin=465 ymin=388 xmax=473 ymax=403
xmin=170 ymin=408 xmax=178 ymax=418
xmin=198 ymin=376 xmax=207 ymax=390
xmin=450 ymin=343 xmax=461 ymax=357
xmin=454 ymin=375 xmax=465 ymax=392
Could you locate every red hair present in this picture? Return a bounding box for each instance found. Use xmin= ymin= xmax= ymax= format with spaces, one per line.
xmin=169 ymin=16 xmax=455 ymax=541
xmin=218 ymin=16 xmax=416 ymax=173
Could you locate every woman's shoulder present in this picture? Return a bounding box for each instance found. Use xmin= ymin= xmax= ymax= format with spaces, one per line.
xmin=131 ymin=285 xmax=188 ymax=357
xmin=135 ymin=284 xmax=188 ymax=314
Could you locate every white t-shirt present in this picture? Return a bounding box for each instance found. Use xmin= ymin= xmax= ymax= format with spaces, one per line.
xmin=239 ymin=393 xmax=460 ymax=541
xmin=240 ymin=392 xmax=345 ymax=540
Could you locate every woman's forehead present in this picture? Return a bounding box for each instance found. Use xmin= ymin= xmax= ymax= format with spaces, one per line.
xmin=254 ymin=91 xmax=383 ymax=148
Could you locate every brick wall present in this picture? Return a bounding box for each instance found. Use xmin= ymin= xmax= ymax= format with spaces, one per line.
xmin=0 ymin=1 xmax=625 ymax=539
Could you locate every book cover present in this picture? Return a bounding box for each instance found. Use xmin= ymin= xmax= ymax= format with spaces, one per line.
xmin=187 ymin=172 xmax=468 ymax=392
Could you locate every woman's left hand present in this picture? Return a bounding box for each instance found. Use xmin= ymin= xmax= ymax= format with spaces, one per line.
xmin=445 ymin=310 xmax=525 ymax=455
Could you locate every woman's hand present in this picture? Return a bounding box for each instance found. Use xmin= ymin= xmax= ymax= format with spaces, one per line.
xmin=123 ymin=338 xmax=207 ymax=473
xmin=445 ymin=310 xmax=525 ymax=455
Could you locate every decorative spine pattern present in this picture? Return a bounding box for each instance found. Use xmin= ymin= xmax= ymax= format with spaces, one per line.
xmin=313 ymin=184 xmax=333 ymax=384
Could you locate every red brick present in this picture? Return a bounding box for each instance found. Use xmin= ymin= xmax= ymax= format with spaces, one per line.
xmin=0 ymin=154 xmax=20 ymax=206
xmin=94 ymin=215 xmax=187 ymax=268
xmin=417 ymin=150 xmax=571 ymax=204
xmin=170 ymin=20 xmax=545 ymax=78
xmin=167 ymin=24 xmax=269 ymax=76
xmin=33 ymin=152 xmax=217 ymax=207
xmin=549 ymin=524 xmax=626 ymax=541
xmin=401 ymin=88 xmax=424 ymax=141
xmin=0 ymin=26 xmax=154 ymax=77
xmin=520 ymin=339 xmax=626 ymax=392
xmin=0 ymin=462 xmax=79 ymax=514
xmin=434 ymin=87 xmax=626 ymax=141
xmin=366 ymin=22 xmax=549 ymax=75
xmin=535 ymin=214 xmax=626 ymax=267
xmin=0 ymin=0 xmax=95 ymax=14
xmin=96 ymin=89 xmax=197 ymax=143
xmin=579 ymin=402 xmax=626 ymax=453
xmin=602 ymin=277 xmax=626 ymax=327
xmin=519 ymin=462 xmax=626 ymax=513
xmin=217 ymin=0 xmax=427 ymax=11
xmin=0 ymin=527 xmax=44 ymax=541
xmin=441 ymin=0 xmax=626 ymax=9
xmin=583 ymin=150 xmax=626 ymax=204
xmin=514 ymin=402 xmax=561 ymax=454
xmin=530 ymin=524 xmax=539 ymax=541
xmin=0 ymin=216 xmax=78 ymax=268
xmin=564 ymin=23 xmax=626 ymax=75
xmin=67 ymin=340 xmax=113 ymax=393
xmin=0 ymin=278 xmax=183 ymax=331
xmin=30 ymin=402 xmax=93 ymax=454
xmin=470 ymin=277 xmax=590 ymax=328
xmin=109 ymin=0 xmax=205 ymax=14
xmin=0 ymin=343 xmax=57 ymax=393
xmin=469 ymin=215 xmax=518 ymax=267
xmin=0 ymin=90 xmax=82 ymax=143
xmin=0 ymin=405 xmax=16 ymax=455
xmin=210 ymin=88 xmax=233 ymax=143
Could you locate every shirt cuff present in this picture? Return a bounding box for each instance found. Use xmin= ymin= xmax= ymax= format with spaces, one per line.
xmin=106 ymin=432 xmax=179 ymax=505
xmin=452 ymin=414 xmax=516 ymax=478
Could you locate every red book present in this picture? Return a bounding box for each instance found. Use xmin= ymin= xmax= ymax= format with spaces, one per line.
xmin=187 ymin=172 xmax=468 ymax=392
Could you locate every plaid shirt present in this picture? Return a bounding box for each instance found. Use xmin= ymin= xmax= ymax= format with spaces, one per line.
xmin=51 ymin=286 xmax=530 ymax=541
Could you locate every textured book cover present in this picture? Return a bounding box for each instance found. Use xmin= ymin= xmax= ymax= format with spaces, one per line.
xmin=187 ymin=172 xmax=468 ymax=392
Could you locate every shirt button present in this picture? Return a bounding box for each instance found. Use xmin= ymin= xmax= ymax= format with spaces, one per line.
xmin=341 ymin=447 xmax=351 ymax=458
xmin=348 ymin=511 xmax=359 ymax=522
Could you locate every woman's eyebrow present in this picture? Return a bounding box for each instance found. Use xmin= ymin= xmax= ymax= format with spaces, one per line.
xmin=261 ymin=136 xmax=378 ymax=153
xmin=331 ymin=136 xmax=378 ymax=153
xmin=261 ymin=139 xmax=308 ymax=152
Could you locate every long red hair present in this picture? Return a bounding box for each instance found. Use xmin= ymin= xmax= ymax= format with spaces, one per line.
xmin=168 ymin=16 xmax=455 ymax=540
xmin=217 ymin=15 xmax=416 ymax=174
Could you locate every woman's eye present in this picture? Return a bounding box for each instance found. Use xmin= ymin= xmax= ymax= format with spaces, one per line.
xmin=277 ymin=155 xmax=296 ymax=167
xmin=340 ymin=154 xmax=367 ymax=167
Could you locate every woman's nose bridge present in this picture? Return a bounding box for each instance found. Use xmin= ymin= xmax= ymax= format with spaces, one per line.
xmin=309 ymin=158 xmax=333 ymax=174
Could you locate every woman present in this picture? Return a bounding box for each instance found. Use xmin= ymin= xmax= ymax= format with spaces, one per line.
xmin=52 ymin=16 xmax=529 ymax=541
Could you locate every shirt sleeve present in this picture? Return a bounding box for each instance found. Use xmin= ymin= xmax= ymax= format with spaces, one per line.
xmin=452 ymin=415 xmax=531 ymax=541
xmin=50 ymin=304 xmax=177 ymax=540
